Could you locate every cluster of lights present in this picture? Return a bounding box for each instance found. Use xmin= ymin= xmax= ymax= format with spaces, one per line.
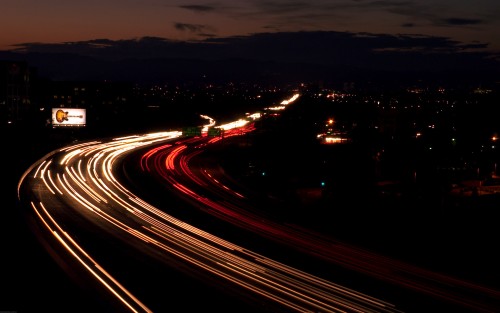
xmin=317 ymin=117 xmax=350 ymax=145
xmin=200 ymin=114 xmax=216 ymax=132
xmin=264 ymin=93 xmax=300 ymax=111
xmin=217 ymin=119 xmax=250 ymax=130
xmin=246 ymin=112 xmax=262 ymax=120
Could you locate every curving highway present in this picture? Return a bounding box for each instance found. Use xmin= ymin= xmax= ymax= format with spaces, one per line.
xmin=17 ymin=94 xmax=500 ymax=312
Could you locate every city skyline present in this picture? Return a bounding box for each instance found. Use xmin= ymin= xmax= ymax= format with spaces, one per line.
xmin=1 ymin=30 xmax=499 ymax=87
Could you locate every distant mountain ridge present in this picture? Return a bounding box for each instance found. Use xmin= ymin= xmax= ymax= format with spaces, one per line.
xmin=1 ymin=31 xmax=499 ymax=88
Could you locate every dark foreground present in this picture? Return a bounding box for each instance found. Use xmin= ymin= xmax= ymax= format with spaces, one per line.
xmin=2 ymin=103 xmax=499 ymax=312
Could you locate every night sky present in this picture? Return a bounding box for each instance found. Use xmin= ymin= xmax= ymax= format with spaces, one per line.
xmin=1 ymin=1 xmax=499 ymax=54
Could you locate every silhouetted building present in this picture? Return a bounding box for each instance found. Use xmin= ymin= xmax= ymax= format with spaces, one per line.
xmin=37 ymin=80 xmax=135 ymax=134
xmin=42 ymin=80 xmax=133 ymax=110
xmin=0 ymin=60 xmax=34 ymax=126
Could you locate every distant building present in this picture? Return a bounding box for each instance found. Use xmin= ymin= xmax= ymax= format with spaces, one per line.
xmin=0 ymin=60 xmax=34 ymax=126
xmin=39 ymin=80 xmax=134 ymax=130
xmin=42 ymin=80 xmax=133 ymax=110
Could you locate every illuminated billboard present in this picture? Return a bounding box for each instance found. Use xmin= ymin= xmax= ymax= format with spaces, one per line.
xmin=51 ymin=108 xmax=86 ymax=127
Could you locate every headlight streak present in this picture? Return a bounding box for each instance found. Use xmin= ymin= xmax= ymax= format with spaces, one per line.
xmin=37 ymin=160 xmax=56 ymax=195
xmin=144 ymin=224 xmax=396 ymax=313
xmin=60 ymin=124 xmax=495 ymax=310
xmin=202 ymin=170 xmax=246 ymax=198
xmin=26 ymin=94 xmax=486 ymax=312
xmin=114 ymin=135 xmax=140 ymax=141
xmin=47 ymin=132 xmax=398 ymax=307
xmin=102 ymin=138 xmax=406 ymax=310
xmin=60 ymin=141 xmax=101 ymax=152
xmin=20 ymin=129 xmax=406 ymax=312
xmin=41 ymin=168 xmax=57 ymax=195
xmin=61 ymin=141 xmax=105 ymax=164
xmin=96 ymin=163 xmax=142 ymax=214
xmin=30 ymin=201 xmax=152 ymax=313
xmin=59 ymin=172 xmax=100 ymax=213
xmin=255 ymin=256 xmax=387 ymax=308
xmin=33 ymin=160 xmax=47 ymax=179
xmin=217 ymin=262 xmax=362 ymax=313
xmin=58 ymin=168 xmax=153 ymax=240
xmin=77 ymin=159 xmax=86 ymax=182
xmin=67 ymin=166 xmax=107 ymax=204
xmin=60 ymin=148 xmax=82 ymax=165
xmin=52 ymin=173 xmax=65 ymax=195
xmin=90 ymin=152 xmax=103 ymax=184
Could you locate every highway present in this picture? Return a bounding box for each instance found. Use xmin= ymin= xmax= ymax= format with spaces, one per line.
xmin=127 ymin=120 xmax=500 ymax=313
xmin=17 ymin=130 xmax=404 ymax=312
xmin=17 ymin=94 xmax=500 ymax=312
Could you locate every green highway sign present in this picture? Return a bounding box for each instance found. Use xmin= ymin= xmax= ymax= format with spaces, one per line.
xmin=208 ymin=127 xmax=223 ymax=137
xmin=182 ymin=127 xmax=202 ymax=137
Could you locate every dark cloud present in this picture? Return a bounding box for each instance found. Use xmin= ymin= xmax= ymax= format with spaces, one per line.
xmin=252 ymin=0 xmax=412 ymax=14
xmin=11 ymin=36 xmax=191 ymax=59
xmin=174 ymin=22 xmax=209 ymax=33
xmin=252 ymin=0 xmax=417 ymax=15
xmin=385 ymin=3 xmax=488 ymax=29
xmin=263 ymin=25 xmax=280 ymax=30
xmin=384 ymin=3 xmax=438 ymax=22
xmin=242 ymin=1 xmax=429 ymax=33
xmin=12 ymin=31 xmax=494 ymax=60
xmin=198 ymin=33 xmax=217 ymax=37
xmin=459 ymin=43 xmax=490 ymax=50
xmin=401 ymin=23 xmax=415 ymax=28
xmin=441 ymin=17 xmax=483 ymax=26
xmin=5 ymin=31 xmax=499 ymax=84
xmin=178 ymin=5 xmax=215 ymax=12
